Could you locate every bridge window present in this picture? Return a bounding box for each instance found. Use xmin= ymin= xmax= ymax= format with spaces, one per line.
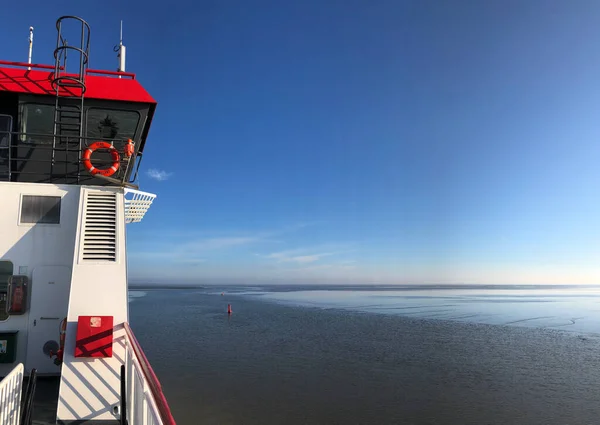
xmin=0 ymin=261 xmax=13 ymax=321
xmin=19 ymin=103 xmax=55 ymax=144
xmin=86 ymin=108 xmax=139 ymax=141
xmin=20 ymin=195 xmax=61 ymax=224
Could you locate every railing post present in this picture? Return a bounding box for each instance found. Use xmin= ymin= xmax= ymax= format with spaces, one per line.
xmin=120 ymin=365 xmax=127 ymax=425
xmin=126 ymin=343 xmax=133 ymax=425
xmin=141 ymin=378 xmax=148 ymax=425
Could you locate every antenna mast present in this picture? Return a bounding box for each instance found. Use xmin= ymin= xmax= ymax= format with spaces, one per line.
xmin=116 ymin=20 xmax=126 ymax=76
xmin=28 ymin=26 xmax=34 ymax=70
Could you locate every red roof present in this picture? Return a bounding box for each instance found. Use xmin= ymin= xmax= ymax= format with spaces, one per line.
xmin=0 ymin=64 xmax=156 ymax=104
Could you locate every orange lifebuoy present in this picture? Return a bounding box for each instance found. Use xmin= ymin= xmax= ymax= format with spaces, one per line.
xmin=82 ymin=141 xmax=120 ymax=177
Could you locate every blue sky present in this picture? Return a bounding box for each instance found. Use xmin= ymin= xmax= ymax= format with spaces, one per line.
xmin=4 ymin=1 xmax=600 ymax=284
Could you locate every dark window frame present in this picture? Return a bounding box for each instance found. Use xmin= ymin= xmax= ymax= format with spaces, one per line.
xmin=0 ymin=260 xmax=13 ymax=321
xmin=19 ymin=195 xmax=62 ymax=225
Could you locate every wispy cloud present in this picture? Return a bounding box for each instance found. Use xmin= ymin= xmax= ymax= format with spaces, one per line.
xmin=135 ymin=222 xmax=318 ymax=241
xmin=131 ymin=236 xmax=262 ymax=260
xmin=147 ymin=169 xmax=173 ymax=181
xmin=182 ymin=237 xmax=262 ymax=251
xmin=172 ymin=258 xmax=207 ymax=267
xmin=288 ymin=263 xmax=358 ymax=272
xmin=262 ymin=245 xmax=355 ymax=264
xmin=266 ymin=250 xmax=337 ymax=264
xmin=129 ymin=224 xmax=319 ymax=264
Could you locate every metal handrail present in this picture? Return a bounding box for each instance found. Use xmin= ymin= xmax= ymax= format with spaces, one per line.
xmin=0 ymin=60 xmax=63 ymax=71
xmin=0 ymin=130 xmax=141 ymax=185
xmin=123 ymin=323 xmax=176 ymax=425
xmin=0 ymin=61 xmax=134 ymax=79
xmin=124 ymin=189 xmax=156 ymax=223
xmin=87 ymin=69 xmax=136 ymax=79
xmin=19 ymin=369 xmax=37 ymax=425
xmin=0 ymin=363 xmax=24 ymax=425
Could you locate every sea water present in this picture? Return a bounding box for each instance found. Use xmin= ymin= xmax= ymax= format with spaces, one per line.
xmin=130 ymin=285 xmax=600 ymax=425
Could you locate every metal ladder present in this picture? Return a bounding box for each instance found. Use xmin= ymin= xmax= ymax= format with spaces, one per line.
xmin=51 ymin=16 xmax=90 ymax=183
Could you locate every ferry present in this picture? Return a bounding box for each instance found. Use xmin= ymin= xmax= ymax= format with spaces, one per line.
xmin=0 ymin=16 xmax=176 ymax=425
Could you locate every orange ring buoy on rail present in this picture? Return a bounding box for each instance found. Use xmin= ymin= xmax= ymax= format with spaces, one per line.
xmin=82 ymin=141 xmax=120 ymax=177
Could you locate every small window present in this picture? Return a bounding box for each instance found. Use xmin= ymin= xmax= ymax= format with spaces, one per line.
xmin=0 ymin=261 xmax=13 ymax=321
xmin=20 ymin=195 xmax=61 ymax=224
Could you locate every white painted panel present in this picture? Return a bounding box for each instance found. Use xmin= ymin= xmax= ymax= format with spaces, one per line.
xmin=0 ymin=182 xmax=79 ymax=376
xmin=57 ymin=187 xmax=129 ymax=422
xmin=26 ymin=266 xmax=71 ymax=374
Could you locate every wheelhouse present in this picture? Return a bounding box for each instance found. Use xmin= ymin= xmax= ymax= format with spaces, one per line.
xmin=0 ymin=17 xmax=156 ymax=187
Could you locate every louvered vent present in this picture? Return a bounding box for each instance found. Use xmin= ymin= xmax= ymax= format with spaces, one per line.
xmin=81 ymin=192 xmax=117 ymax=262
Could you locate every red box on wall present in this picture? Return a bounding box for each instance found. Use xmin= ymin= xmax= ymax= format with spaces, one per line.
xmin=75 ymin=316 xmax=114 ymax=358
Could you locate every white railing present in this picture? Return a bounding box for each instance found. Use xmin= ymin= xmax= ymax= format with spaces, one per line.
xmin=124 ymin=189 xmax=156 ymax=224
xmin=123 ymin=323 xmax=176 ymax=425
xmin=0 ymin=363 xmax=24 ymax=425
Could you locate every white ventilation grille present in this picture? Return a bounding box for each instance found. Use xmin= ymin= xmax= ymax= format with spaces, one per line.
xmin=81 ymin=192 xmax=117 ymax=262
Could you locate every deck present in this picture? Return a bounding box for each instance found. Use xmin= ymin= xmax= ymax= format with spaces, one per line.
xmin=27 ymin=377 xmax=59 ymax=425
xmin=2 ymin=322 xmax=174 ymax=425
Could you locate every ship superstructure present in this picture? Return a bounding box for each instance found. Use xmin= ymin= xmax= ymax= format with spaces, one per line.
xmin=0 ymin=16 xmax=175 ymax=425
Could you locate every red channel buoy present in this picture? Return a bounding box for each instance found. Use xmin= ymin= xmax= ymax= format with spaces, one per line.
xmin=227 ymin=304 xmax=232 ymax=315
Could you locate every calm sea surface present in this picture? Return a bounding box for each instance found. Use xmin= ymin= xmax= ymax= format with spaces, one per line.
xmin=129 ymin=286 xmax=600 ymax=425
